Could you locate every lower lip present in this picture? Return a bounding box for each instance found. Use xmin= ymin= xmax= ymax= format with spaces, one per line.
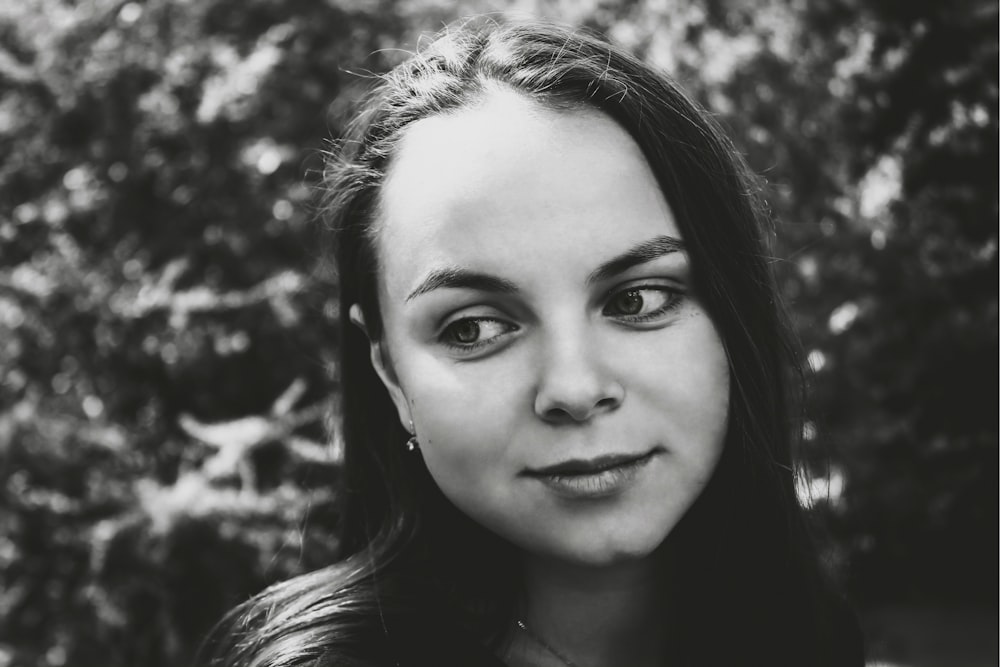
xmin=529 ymin=452 xmax=657 ymax=500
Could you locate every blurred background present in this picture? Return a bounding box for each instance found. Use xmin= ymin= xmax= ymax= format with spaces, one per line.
xmin=0 ymin=0 xmax=995 ymax=665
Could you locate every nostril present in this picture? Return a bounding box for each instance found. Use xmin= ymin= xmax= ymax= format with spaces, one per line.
xmin=596 ymin=397 xmax=619 ymax=410
xmin=543 ymin=406 xmax=578 ymax=424
xmin=540 ymin=396 xmax=621 ymax=424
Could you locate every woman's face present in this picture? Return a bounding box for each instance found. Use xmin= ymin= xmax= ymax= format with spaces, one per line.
xmin=359 ymin=90 xmax=729 ymax=567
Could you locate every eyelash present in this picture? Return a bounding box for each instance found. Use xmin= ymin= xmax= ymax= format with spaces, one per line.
xmin=438 ymin=285 xmax=685 ymax=353
xmin=602 ymin=285 xmax=685 ymax=323
xmin=439 ymin=318 xmax=517 ymax=352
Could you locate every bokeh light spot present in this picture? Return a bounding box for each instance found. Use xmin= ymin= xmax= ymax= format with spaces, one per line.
xmin=83 ymin=396 xmax=105 ymax=419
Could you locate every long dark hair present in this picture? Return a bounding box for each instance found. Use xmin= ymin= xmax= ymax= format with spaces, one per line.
xmin=202 ymin=18 xmax=856 ymax=667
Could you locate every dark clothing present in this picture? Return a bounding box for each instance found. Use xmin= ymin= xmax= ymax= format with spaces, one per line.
xmin=381 ymin=601 xmax=865 ymax=667
xmin=387 ymin=614 xmax=507 ymax=667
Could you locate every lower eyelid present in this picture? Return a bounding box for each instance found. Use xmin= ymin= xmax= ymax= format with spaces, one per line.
xmin=439 ymin=318 xmax=517 ymax=347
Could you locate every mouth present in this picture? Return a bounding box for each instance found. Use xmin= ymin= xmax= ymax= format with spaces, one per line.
xmin=524 ymin=449 xmax=660 ymax=477
xmin=522 ymin=448 xmax=662 ymax=499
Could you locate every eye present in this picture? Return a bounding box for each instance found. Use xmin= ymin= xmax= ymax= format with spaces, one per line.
xmin=440 ymin=317 xmax=517 ymax=351
xmin=603 ymin=286 xmax=683 ymax=323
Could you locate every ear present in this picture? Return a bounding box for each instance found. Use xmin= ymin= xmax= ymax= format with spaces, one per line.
xmin=349 ymin=304 xmax=414 ymax=432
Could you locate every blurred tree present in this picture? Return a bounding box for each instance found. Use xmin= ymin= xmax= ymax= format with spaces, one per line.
xmin=790 ymin=0 xmax=998 ymax=606
xmin=0 ymin=0 xmax=403 ymax=664
xmin=1 ymin=0 xmax=995 ymax=665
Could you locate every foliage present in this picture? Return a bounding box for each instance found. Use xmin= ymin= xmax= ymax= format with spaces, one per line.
xmin=1 ymin=1 xmax=995 ymax=665
xmin=798 ymin=0 xmax=997 ymax=606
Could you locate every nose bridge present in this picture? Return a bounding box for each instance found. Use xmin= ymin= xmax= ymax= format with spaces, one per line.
xmin=533 ymin=313 xmax=622 ymax=422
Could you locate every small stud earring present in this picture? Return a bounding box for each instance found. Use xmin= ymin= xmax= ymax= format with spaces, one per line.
xmin=405 ymin=420 xmax=418 ymax=452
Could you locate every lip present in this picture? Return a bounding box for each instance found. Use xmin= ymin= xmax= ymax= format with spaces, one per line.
xmin=526 ymin=450 xmax=657 ymax=476
xmin=523 ymin=449 xmax=661 ymax=500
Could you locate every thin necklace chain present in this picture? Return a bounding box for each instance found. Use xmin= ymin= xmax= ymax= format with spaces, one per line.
xmin=515 ymin=619 xmax=581 ymax=667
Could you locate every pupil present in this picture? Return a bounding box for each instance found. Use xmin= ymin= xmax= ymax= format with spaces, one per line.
xmin=455 ymin=321 xmax=480 ymax=343
xmin=619 ymin=290 xmax=643 ymax=315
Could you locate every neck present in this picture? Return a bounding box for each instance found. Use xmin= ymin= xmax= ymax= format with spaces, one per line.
xmin=507 ymin=553 xmax=673 ymax=667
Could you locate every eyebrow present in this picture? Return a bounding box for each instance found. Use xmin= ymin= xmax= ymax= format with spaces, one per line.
xmin=405 ymin=234 xmax=685 ymax=302
xmin=406 ymin=268 xmax=519 ymax=302
xmin=586 ymin=234 xmax=685 ymax=285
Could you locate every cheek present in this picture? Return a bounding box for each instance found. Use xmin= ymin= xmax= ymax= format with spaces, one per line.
xmin=676 ymin=322 xmax=730 ymax=479
xmin=410 ymin=395 xmax=524 ymax=540
xmin=395 ymin=352 xmax=520 ymax=489
xmin=628 ymin=313 xmax=730 ymax=458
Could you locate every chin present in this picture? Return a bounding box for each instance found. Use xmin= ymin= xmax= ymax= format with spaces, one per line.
xmin=553 ymin=533 xmax=668 ymax=568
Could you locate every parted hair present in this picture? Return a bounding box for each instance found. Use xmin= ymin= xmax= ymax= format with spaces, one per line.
xmin=200 ymin=17 xmax=859 ymax=667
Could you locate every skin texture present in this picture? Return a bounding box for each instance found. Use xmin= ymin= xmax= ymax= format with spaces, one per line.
xmin=354 ymin=88 xmax=730 ymax=571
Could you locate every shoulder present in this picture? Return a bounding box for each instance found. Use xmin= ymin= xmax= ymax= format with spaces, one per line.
xmin=199 ymin=559 xmax=391 ymax=667
xmin=200 ymin=558 xmax=505 ymax=667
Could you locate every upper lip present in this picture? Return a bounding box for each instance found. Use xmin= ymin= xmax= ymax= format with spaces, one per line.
xmin=525 ymin=449 xmax=658 ymax=476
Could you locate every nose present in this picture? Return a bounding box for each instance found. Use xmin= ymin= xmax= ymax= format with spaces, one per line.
xmin=533 ymin=330 xmax=624 ymax=424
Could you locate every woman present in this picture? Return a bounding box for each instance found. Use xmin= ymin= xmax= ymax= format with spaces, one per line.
xmin=202 ymin=18 xmax=863 ymax=667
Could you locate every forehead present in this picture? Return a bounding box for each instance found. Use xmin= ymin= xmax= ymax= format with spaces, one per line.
xmin=375 ymin=89 xmax=681 ymax=295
